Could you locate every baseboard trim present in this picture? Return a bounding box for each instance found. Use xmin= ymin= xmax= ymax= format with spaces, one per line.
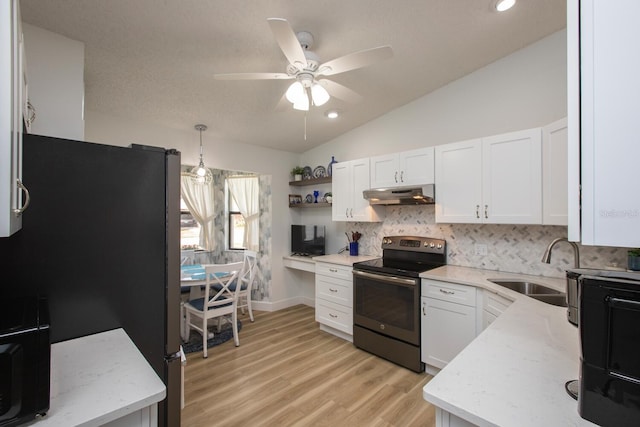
xmin=252 ymin=296 xmax=314 ymax=312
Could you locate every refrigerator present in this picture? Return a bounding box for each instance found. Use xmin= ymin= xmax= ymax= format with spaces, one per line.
xmin=0 ymin=133 xmax=182 ymax=426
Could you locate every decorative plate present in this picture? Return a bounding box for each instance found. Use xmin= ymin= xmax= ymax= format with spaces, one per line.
xmin=305 ymin=194 xmax=313 ymax=203
xmin=313 ymin=165 xmax=326 ymax=178
xmin=302 ymin=166 xmax=313 ymax=180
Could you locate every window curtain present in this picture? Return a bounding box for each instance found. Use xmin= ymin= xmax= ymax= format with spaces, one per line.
xmin=227 ymin=176 xmax=260 ymax=251
xmin=181 ymin=172 xmax=216 ymax=251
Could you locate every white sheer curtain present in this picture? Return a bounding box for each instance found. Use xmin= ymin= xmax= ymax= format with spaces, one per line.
xmin=181 ymin=172 xmax=216 ymax=251
xmin=227 ymin=176 xmax=259 ymax=251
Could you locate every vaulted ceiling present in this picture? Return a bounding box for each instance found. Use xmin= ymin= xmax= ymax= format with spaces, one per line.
xmin=20 ymin=0 xmax=566 ymax=153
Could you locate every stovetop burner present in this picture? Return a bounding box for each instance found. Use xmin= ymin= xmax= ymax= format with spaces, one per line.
xmin=353 ymin=236 xmax=446 ymax=278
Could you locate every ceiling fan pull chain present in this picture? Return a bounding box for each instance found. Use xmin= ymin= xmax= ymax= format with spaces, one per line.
xmin=304 ymin=113 xmax=307 ymax=140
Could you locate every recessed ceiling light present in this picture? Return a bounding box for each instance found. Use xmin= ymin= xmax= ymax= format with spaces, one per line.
xmin=325 ymin=110 xmax=340 ymax=119
xmin=495 ymin=0 xmax=516 ymax=12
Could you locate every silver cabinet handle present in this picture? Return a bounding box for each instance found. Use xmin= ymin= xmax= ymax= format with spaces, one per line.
xmin=422 ymin=302 xmax=426 ymax=316
xmin=476 ymin=205 xmax=480 ymax=219
xmin=439 ymin=289 xmax=455 ymax=295
xmin=394 ymin=171 xmax=398 ymax=183
xmin=345 ymin=208 xmax=349 ymax=217
xmin=484 ymin=204 xmax=488 ymax=219
xmin=329 ymin=288 xmax=338 ymax=292
xmin=349 ymin=208 xmax=353 ymax=218
xmin=329 ymin=268 xmax=338 ymax=273
xmin=26 ymin=100 xmax=36 ymax=127
xmin=329 ymin=313 xmax=338 ymax=318
xmin=14 ymin=179 xmax=30 ymax=216
xmin=400 ymin=171 xmax=404 ymax=182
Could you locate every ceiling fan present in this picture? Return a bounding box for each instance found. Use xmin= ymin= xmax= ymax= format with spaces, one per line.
xmin=213 ymin=18 xmax=393 ymax=111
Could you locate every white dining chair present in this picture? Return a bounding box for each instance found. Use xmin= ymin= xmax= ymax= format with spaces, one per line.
xmin=238 ymin=250 xmax=258 ymax=322
xmin=183 ymin=261 xmax=243 ymax=358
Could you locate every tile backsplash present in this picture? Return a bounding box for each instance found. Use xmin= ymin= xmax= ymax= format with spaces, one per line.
xmin=351 ymin=205 xmax=629 ymax=279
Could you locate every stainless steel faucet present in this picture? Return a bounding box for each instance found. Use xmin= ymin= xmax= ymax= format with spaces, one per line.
xmin=541 ymin=237 xmax=580 ymax=268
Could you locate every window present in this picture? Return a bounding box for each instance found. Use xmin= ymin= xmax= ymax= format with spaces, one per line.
xmin=228 ymin=190 xmax=245 ymax=250
xmin=180 ymin=198 xmax=201 ymax=249
xmin=226 ymin=176 xmax=259 ymax=251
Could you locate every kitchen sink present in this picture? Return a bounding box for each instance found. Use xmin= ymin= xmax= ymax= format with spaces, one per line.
xmin=488 ymin=279 xmax=561 ymax=295
xmin=528 ymin=294 xmax=568 ymax=307
xmin=488 ymin=279 xmax=567 ymax=307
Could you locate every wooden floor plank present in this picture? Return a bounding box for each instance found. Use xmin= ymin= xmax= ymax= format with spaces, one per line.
xmin=181 ymin=305 xmax=436 ymax=427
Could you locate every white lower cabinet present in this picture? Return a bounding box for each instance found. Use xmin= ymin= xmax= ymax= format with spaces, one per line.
xmin=436 ymin=408 xmax=477 ymax=427
xmin=481 ymin=291 xmax=513 ymax=331
xmin=421 ymin=280 xmax=477 ymax=370
xmin=315 ymin=262 xmax=353 ymax=340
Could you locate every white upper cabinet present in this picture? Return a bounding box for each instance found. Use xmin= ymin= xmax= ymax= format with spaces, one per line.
xmin=1 ymin=0 xmax=27 ymax=237
xmin=370 ymin=147 xmax=435 ymax=189
xmin=435 ymin=139 xmax=483 ymax=223
xmin=542 ymin=118 xmax=568 ymax=226
xmin=482 ymin=128 xmax=542 ymax=224
xmin=332 ymin=158 xmax=385 ymax=222
xmin=435 ymin=128 xmax=542 ymax=224
xmin=572 ymin=0 xmax=640 ymax=247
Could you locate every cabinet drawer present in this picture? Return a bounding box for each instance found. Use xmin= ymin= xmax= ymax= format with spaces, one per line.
xmin=316 ymin=275 xmax=352 ymax=307
xmin=422 ymin=280 xmax=477 ymax=307
xmin=316 ymin=300 xmax=352 ymax=335
xmin=315 ymin=262 xmax=353 ymax=281
xmin=483 ymin=291 xmax=513 ymax=317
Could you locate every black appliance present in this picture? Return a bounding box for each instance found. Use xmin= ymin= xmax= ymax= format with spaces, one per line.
xmin=291 ymin=224 xmax=325 ymax=256
xmin=0 ymin=134 xmax=182 ymax=427
xmin=352 ymin=236 xmax=446 ymax=372
xmin=0 ymin=297 xmax=50 ymax=427
xmin=574 ymin=269 xmax=640 ymax=427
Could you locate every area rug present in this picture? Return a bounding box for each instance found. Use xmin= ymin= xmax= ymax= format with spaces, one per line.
xmin=182 ymin=320 xmax=242 ymax=354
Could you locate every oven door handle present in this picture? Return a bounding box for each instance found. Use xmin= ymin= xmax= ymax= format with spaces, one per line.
xmin=353 ymin=270 xmax=417 ymax=286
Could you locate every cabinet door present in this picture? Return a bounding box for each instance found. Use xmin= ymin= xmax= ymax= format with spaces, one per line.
xmin=1 ymin=0 xmax=24 ymax=237
xmin=331 ymin=161 xmax=351 ymax=221
xmin=400 ymin=147 xmax=434 ymax=186
xmin=350 ymin=158 xmax=374 ymax=221
xmin=542 ymin=118 xmax=568 ymax=225
xmin=482 ymin=128 xmax=542 ymax=224
xmin=435 ymin=139 xmax=482 ymax=223
xmin=580 ymin=0 xmax=640 ymax=247
xmin=421 ymin=297 xmax=476 ymax=369
xmin=370 ymin=153 xmax=399 ymax=189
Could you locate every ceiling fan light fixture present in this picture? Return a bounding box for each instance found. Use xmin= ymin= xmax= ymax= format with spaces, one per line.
xmin=495 ymin=0 xmax=516 ymax=12
xmin=293 ymin=93 xmax=309 ymax=111
xmin=311 ymin=83 xmax=330 ymax=106
xmin=285 ymin=81 xmax=305 ymax=104
xmin=325 ymin=110 xmax=340 ymax=119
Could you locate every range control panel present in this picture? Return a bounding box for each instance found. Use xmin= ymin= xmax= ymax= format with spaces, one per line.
xmin=381 ymin=236 xmax=446 ymax=254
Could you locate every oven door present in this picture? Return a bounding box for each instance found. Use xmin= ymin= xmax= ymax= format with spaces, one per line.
xmin=353 ymin=270 xmax=420 ymax=345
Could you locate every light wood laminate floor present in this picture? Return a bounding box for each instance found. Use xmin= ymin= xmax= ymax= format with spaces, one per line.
xmin=181 ymin=304 xmax=435 ymax=427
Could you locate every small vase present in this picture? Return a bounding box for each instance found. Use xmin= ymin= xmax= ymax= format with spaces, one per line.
xmin=328 ymin=156 xmax=338 ymax=177
xmin=294 ymin=174 xmax=302 ymax=181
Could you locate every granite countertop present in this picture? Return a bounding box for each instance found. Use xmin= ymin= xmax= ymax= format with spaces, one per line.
xmin=312 ymin=253 xmax=378 ymax=266
xmin=421 ymin=265 xmax=596 ymax=426
xmin=31 ymin=328 xmax=166 ymax=427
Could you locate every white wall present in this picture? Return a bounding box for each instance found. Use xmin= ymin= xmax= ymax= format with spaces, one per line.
xmin=85 ymin=110 xmax=302 ymax=308
xmin=303 ymin=30 xmax=567 ymax=165
xmin=23 ymin=23 xmax=85 ymax=141
xmin=300 ymin=30 xmax=568 ymax=262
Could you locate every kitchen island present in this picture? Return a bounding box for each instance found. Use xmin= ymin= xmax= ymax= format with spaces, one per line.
xmin=421 ymin=266 xmax=596 ymax=426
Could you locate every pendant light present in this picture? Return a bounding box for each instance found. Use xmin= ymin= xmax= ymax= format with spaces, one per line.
xmin=190 ymin=124 xmax=212 ymax=184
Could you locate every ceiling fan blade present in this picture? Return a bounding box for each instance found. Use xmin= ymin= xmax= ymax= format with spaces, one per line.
xmin=317 ymin=46 xmax=393 ymax=76
xmin=318 ymin=79 xmax=363 ymax=103
xmin=213 ymin=72 xmax=292 ymax=80
xmin=267 ymin=18 xmax=307 ymax=71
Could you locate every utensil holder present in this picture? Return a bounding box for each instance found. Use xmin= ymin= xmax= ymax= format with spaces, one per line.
xmin=349 ymin=242 xmax=359 ymax=256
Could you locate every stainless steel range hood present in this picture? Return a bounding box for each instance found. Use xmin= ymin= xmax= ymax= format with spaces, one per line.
xmin=363 ymin=184 xmax=435 ymax=205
